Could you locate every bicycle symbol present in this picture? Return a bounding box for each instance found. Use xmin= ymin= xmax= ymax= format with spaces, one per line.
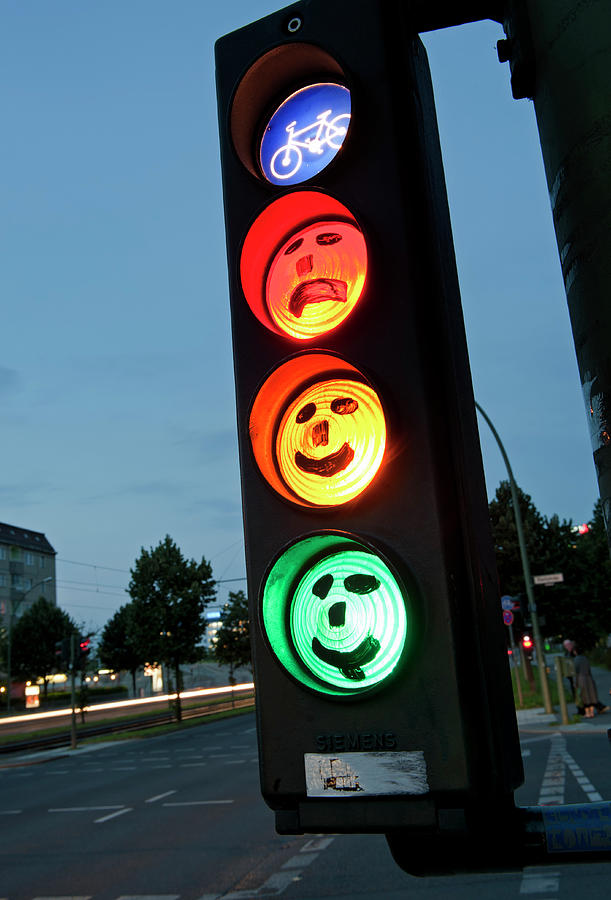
xmin=270 ymin=109 xmax=351 ymax=181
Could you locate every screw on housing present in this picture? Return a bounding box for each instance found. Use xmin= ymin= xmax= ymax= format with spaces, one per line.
xmin=286 ymin=16 xmax=302 ymax=33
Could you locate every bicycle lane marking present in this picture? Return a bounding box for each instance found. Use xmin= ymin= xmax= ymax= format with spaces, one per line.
xmin=221 ymin=835 xmax=336 ymax=899
xmin=519 ymin=734 xmax=564 ymax=896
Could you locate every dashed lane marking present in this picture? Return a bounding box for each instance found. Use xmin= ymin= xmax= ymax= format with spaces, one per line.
xmin=95 ymin=807 xmax=133 ymax=824
xmin=49 ymin=806 xmax=124 ymax=813
xmin=145 ymin=790 xmax=176 ymax=804
xmin=116 ymin=895 xmax=180 ymax=900
xmin=163 ymin=800 xmax=234 ymax=807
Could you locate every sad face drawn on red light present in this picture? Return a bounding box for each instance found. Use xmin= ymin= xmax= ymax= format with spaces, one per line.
xmin=266 ymin=220 xmax=366 ymax=340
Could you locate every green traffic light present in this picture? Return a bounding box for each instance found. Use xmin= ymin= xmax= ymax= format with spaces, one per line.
xmin=262 ymin=534 xmax=410 ymax=696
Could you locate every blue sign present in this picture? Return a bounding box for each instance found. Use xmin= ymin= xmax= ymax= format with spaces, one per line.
xmin=260 ymin=82 xmax=351 ymax=186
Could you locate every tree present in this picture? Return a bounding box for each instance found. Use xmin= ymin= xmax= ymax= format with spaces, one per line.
xmin=489 ymin=483 xmax=611 ymax=651
xmin=128 ymin=535 xmax=216 ymax=720
xmin=213 ymin=590 xmax=251 ymax=681
xmin=98 ymin=603 xmax=143 ymax=696
xmin=489 ymin=480 xmax=546 ymax=600
xmin=9 ymin=598 xmax=76 ymax=702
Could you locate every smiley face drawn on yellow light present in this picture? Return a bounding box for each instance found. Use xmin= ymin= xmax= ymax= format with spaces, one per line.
xmin=275 ymin=377 xmax=386 ymax=506
xmin=266 ymin=220 xmax=367 ymax=340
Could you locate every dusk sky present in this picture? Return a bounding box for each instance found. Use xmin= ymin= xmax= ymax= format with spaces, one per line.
xmin=2 ymin=1 xmax=598 ymax=634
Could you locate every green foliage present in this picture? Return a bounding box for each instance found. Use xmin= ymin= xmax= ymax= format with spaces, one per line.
xmin=10 ymin=598 xmax=76 ymax=683
xmin=127 ymin=535 xmax=216 ymax=718
xmin=490 ymin=484 xmax=611 ymax=651
xmin=98 ymin=603 xmax=143 ymax=692
xmin=214 ymin=590 xmax=251 ymax=674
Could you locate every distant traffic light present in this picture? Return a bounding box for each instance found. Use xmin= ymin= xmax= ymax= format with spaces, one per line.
xmin=216 ymin=0 xmax=522 ymax=841
xmin=54 ymin=638 xmax=71 ymax=670
xmin=77 ymin=636 xmax=92 ymax=671
xmin=522 ymin=634 xmax=533 ymax=651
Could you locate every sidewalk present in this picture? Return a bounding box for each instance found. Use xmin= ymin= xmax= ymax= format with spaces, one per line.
xmin=516 ymin=662 xmax=611 ymax=734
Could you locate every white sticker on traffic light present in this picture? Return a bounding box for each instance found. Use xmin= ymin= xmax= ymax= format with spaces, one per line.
xmin=304 ymin=752 xmax=429 ymax=797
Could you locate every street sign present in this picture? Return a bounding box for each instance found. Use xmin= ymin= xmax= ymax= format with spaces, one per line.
xmin=501 ymin=595 xmax=514 ymax=610
xmin=503 ymin=610 xmax=514 ymax=626
xmin=533 ymin=573 xmax=564 ymax=586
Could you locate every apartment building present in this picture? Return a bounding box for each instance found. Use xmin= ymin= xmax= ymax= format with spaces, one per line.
xmin=0 ymin=522 xmax=57 ymax=626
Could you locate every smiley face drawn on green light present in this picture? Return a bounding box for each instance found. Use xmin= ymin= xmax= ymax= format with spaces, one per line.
xmin=262 ymin=536 xmax=411 ymax=697
xmin=289 ymin=549 xmax=407 ymax=691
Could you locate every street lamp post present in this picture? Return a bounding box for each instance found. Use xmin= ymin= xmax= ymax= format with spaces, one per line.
xmin=5 ymin=576 xmax=52 ymax=713
xmin=475 ymin=402 xmax=553 ymax=715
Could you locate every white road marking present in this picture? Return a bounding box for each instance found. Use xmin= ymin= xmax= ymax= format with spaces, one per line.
xmin=223 ymin=760 xmax=245 ymax=765
xmin=95 ymin=807 xmax=133 ymax=823
xmin=180 ymin=762 xmax=207 ymax=767
xmin=223 ymin=869 xmax=298 ymax=898
xmin=0 ymin=809 xmax=22 ymax=815
xmin=301 ymin=836 xmax=334 ymax=852
xmin=520 ymin=869 xmax=560 ymax=893
xmin=116 ymin=895 xmax=180 ymax=900
xmin=163 ymin=800 xmax=234 ymax=807
xmin=282 ymin=852 xmax=318 ymax=869
xmin=49 ymin=806 xmax=124 ymax=813
xmin=537 ymin=736 xmax=566 ymax=806
xmin=145 ymin=790 xmax=176 ymax=804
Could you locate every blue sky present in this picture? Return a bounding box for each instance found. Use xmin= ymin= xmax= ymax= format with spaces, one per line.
xmin=1 ymin=1 xmax=598 ymax=632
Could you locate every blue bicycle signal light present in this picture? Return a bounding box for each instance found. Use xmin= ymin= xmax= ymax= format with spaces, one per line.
xmin=260 ymin=83 xmax=351 ymax=185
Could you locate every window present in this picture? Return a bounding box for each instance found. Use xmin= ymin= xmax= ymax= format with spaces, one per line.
xmin=39 ymin=555 xmax=45 ymax=568
xmin=10 ymin=547 xmax=23 ymax=561
xmin=10 ymin=575 xmax=32 ymax=591
xmin=0 ymin=574 xmax=7 ymax=587
xmin=0 ymin=547 xmax=6 ymax=560
xmin=25 ymin=552 xmax=34 ymax=566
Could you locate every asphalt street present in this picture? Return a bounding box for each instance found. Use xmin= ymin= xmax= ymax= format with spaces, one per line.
xmin=1 ymin=709 xmax=610 ymax=900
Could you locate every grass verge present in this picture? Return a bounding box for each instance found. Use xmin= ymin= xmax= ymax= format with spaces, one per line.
xmin=0 ymin=696 xmax=254 ymax=747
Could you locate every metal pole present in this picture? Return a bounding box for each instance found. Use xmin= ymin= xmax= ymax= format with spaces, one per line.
xmin=508 ymin=623 xmax=524 ymax=707
xmin=554 ymin=656 xmax=570 ymax=726
xmin=500 ymin=0 xmax=611 ymax=548
xmin=70 ymin=633 xmax=77 ymax=750
xmin=475 ymin=402 xmax=553 ymax=714
xmin=5 ymin=595 xmax=12 ymax=714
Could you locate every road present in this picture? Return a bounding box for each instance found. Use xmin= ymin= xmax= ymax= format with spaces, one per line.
xmin=1 ymin=711 xmax=610 ymax=899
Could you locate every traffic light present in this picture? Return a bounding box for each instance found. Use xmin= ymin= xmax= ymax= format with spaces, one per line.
xmin=54 ymin=638 xmax=71 ymax=671
xmin=77 ymin=636 xmax=92 ymax=671
xmin=215 ymin=0 xmax=522 ymax=843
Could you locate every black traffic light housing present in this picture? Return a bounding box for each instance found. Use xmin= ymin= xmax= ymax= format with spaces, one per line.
xmin=54 ymin=638 xmax=71 ymax=671
xmin=216 ymin=0 xmax=522 ymax=837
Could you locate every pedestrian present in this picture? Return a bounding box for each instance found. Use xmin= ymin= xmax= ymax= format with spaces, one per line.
xmin=571 ymin=645 xmax=608 ymax=718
